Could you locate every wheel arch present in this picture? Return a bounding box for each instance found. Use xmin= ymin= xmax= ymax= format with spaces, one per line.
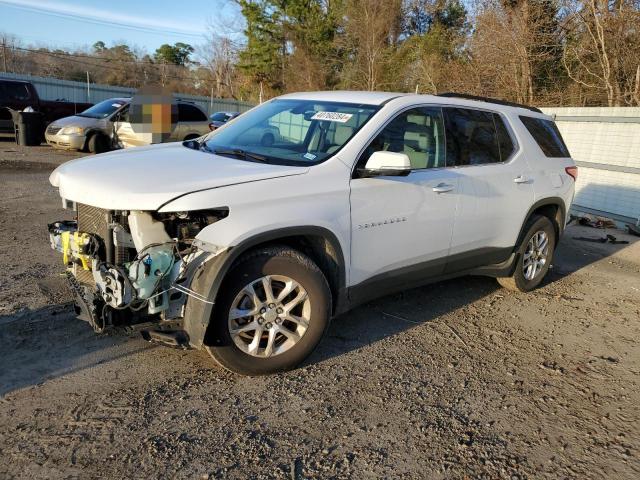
xmin=184 ymin=226 xmax=347 ymax=349
xmin=82 ymin=129 xmax=106 ymax=151
xmin=516 ymin=197 xmax=567 ymax=250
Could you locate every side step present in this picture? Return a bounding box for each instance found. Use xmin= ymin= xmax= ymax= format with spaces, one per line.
xmin=140 ymin=329 xmax=190 ymax=349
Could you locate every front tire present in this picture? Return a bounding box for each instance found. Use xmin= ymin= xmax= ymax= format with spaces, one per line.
xmin=497 ymin=215 xmax=556 ymax=292
xmin=206 ymin=246 xmax=331 ymax=375
xmin=87 ymin=133 xmax=110 ymax=153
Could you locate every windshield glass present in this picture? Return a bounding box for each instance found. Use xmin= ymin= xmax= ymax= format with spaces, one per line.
xmin=202 ymin=99 xmax=379 ymax=165
xmin=210 ymin=112 xmax=232 ymax=122
xmin=79 ymin=99 xmax=127 ymax=119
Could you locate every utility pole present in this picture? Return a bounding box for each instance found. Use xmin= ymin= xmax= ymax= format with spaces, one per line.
xmin=86 ymin=71 xmax=91 ymax=102
xmin=1 ymin=38 xmax=7 ymax=73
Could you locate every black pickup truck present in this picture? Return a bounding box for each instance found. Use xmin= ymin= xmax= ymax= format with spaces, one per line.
xmin=0 ymin=78 xmax=93 ymax=138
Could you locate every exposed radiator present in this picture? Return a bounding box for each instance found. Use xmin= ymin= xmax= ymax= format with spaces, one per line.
xmin=77 ymin=204 xmax=109 ymax=241
xmin=76 ymin=204 xmax=134 ymax=269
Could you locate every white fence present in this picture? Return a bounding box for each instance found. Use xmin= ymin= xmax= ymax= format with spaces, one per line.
xmin=0 ymin=72 xmax=255 ymax=115
xmin=542 ymin=107 xmax=640 ymax=225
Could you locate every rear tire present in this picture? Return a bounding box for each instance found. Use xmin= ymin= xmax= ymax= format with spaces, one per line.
xmin=497 ymin=215 xmax=556 ymax=292
xmin=206 ymin=246 xmax=331 ymax=375
xmin=87 ymin=133 xmax=110 ymax=153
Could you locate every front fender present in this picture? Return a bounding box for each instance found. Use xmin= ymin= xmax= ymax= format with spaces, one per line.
xmin=183 ymin=225 xmax=347 ymax=348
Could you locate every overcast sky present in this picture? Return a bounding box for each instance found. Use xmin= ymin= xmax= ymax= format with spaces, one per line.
xmin=0 ymin=0 xmax=244 ymax=54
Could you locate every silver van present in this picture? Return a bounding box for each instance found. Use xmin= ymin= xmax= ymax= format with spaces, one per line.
xmin=114 ymin=101 xmax=210 ymax=149
xmin=46 ymin=99 xmax=210 ymax=153
xmin=45 ymin=98 xmax=129 ymax=153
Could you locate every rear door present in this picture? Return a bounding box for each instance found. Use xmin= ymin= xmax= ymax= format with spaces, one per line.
xmin=444 ymin=107 xmax=534 ymax=273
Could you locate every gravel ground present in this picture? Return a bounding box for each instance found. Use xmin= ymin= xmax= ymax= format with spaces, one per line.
xmin=0 ymin=144 xmax=639 ymax=479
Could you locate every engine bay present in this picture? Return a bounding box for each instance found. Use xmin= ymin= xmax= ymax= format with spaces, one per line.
xmin=48 ymin=205 xmax=226 ymax=335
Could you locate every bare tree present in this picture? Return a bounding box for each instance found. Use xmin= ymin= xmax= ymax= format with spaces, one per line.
xmin=199 ymin=32 xmax=239 ymax=98
xmin=468 ymin=1 xmax=566 ymax=105
xmin=562 ymin=0 xmax=640 ymax=106
xmin=338 ymin=0 xmax=403 ymax=91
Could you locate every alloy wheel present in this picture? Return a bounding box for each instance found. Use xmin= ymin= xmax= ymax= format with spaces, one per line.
xmin=523 ymin=230 xmax=549 ymax=280
xmin=228 ymin=275 xmax=311 ymax=358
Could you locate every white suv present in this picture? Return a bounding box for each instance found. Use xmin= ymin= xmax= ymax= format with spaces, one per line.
xmin=48 ymin=91 xmax=576 ymax=375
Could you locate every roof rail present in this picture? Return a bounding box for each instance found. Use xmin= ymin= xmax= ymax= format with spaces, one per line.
xmin=437 ymin=92 xmax=543 ymax=114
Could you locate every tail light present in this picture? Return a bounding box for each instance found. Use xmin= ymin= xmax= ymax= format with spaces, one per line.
xmin=208 ymin=123 xmax=216 ymax=132
xmin=565 ymin=166 xmax=578 ymax=181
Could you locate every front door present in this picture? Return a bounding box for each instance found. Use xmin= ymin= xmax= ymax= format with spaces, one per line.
xmin=349 ymin=107 xmax=459 ymax=295
xmin=113 ymin=105 xmax=150 ymax=148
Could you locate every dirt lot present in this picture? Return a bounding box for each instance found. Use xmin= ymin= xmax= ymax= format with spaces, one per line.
xmin=1 ymin=143 xmax=639 ymax=479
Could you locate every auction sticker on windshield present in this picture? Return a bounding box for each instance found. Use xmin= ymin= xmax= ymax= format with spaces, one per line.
xmin=311 ymin=111 xmax=353 ymax=123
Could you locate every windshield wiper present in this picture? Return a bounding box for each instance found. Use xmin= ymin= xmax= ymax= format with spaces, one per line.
xmin=213 ymin=149 xmax=268 ymax=163
xmin=198 ymin=140 xmax=213 ymax=153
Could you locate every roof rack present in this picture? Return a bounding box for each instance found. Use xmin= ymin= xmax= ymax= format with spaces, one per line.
xmin=437 ymin=92 xmax=543 ymax=114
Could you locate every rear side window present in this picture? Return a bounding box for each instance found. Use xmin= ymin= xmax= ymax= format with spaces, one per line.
xmin=178 ymin=104 xmax=207 ymax=122
xmin=519 ymin=116 xmax=570 ymax=157
xmin=443 ymin=108 xmax=501 ymax=166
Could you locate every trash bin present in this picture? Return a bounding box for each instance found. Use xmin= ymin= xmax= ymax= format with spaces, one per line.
xmin=11 ymin=110 xmax=44 ymax=146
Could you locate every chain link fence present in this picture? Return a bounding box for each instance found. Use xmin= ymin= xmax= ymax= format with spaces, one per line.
xmin=0 ymin=72 xmax=255 ymax=115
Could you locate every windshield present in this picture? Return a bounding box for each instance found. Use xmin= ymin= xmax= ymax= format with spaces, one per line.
xmin=202 ymin=99 xmax=379 ymax=165
xmin=210 ymin=112 xmax=233 ymax=122
xmin=79 ymin=99 xmax=128 ymax=119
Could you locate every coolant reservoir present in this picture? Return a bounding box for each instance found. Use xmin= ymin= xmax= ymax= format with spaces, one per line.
xmin=128 ymin=211 xmax=171 ymax=251
xmin=127 ymin=211 xmax=176 ymax=302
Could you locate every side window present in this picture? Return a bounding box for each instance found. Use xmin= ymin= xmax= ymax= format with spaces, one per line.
xmin=519 ymin=116 xmax=570 ymax=158
xmin=3 ymin=82 xmax=31 ymax=101
xmin=360 ymin=107 xmax=446 ymax=170
xmin=494 ymin=113 xmax=515 ymax=161
xmin=444 ymin=108 xmax=501 ymax=166
xmin=178 ymin=104 xmax=207 ymax=122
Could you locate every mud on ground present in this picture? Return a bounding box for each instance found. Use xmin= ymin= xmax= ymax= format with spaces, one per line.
xmin=0 ymin=145 xmax=639 ymax=479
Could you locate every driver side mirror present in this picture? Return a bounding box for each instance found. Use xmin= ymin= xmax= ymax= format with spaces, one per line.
xmin=359 ymin=151 xmax=411 ymax=178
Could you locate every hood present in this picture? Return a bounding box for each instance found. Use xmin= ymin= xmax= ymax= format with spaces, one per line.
xmin=49 ymin=115 xmax=105 ymax=129
xmin=50 ymin=142 xmax=309 ymax=210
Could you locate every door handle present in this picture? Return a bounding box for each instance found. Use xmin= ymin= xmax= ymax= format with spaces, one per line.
xmin=432 ymin=183 xmax=454 ymax=193
xmin=513 ymin=175 xmax=531 ymax=184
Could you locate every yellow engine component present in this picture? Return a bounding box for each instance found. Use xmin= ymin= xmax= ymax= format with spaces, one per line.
xmin=60 ymin=231 xmax=93 ymax=270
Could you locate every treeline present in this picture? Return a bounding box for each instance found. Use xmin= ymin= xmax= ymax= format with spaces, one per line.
xmin=2 ymin=0 xmax=640 ymax=106
xmin=235 ymin=0 xmax=640 ymax=106
xmin=0 ymin=38 xmax=205 ymax=97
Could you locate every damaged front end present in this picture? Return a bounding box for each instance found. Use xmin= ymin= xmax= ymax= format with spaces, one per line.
xmin=49 ymin=204 xmax=227 ymax=346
